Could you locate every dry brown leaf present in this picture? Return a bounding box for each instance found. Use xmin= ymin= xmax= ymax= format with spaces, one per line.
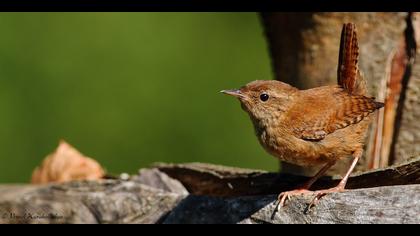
xmin=31 ymin=140 xmax=105 ymax=184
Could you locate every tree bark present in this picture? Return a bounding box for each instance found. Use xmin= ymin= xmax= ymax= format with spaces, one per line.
xmin=393 ymin=12 xmax=420 ymax=164
xmin=259 ymin=12 xmax=419 ymax=176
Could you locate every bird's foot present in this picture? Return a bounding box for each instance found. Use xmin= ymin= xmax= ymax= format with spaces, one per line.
xmin=307 ymin=185 xmax=346 ymax=209
xmin=276 ymin=189 xmax=313 ymax=209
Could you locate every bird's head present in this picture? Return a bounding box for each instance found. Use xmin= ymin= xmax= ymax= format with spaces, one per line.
xmin=221 ymin=80 xmax=298 ymax=123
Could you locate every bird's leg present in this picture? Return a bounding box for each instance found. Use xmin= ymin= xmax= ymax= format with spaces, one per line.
xmin=277 ymin=160 xmax=336 ymax=208
xmin=308 ymin=148 xmax=362 ymax=208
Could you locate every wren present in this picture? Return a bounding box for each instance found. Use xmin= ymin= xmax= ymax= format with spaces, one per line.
xmin=221 ymin=23 xmax=384 ymax=208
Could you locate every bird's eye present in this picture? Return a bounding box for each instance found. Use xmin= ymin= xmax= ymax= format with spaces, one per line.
xmin=260 ymin=93 xmax=269 ymax=102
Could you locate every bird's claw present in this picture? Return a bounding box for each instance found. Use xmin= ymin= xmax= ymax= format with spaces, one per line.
xmin=276 ymin=189 xmax=313 ymax=210
xmin=307 ymin=186 xmax=345 ymax=210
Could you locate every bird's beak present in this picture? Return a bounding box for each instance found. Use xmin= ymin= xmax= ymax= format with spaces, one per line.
xmin=220 ymin=89 xmax=245 ymax=98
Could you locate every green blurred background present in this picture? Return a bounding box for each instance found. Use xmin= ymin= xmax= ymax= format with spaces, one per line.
xmin=0 ymin=12 xmax=277 ymax=183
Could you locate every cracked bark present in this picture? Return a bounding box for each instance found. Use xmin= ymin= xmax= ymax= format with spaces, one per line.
xmin=392 ymin=12 xmax=420 ymax=165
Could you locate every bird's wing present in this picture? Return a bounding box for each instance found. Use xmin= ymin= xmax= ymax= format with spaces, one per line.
xmin=290 ymin=93 xmax=383 ymax=141
xmin=337 ymin=23 xmax=367 ymax=95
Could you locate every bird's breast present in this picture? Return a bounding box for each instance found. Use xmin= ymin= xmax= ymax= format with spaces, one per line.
xmin=255 ymin=125 xmax=335 ymax=166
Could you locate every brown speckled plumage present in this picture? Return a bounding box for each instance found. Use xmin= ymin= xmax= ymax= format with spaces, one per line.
xmin=222 ymin=23 xmax=385 ymax=208
xmin=232 ymin=80 xmax=383 ymax=167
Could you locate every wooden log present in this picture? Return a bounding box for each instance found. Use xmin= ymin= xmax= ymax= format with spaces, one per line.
xmin=0 ymin=157 xmax=419 ymax=224
xmin=155 ymin=156 xmax=420 ymax=197
xmin=163 ymin=185 xmax=420 ymax=224
xmin=0 ymin=181 xmax=184 ymax=224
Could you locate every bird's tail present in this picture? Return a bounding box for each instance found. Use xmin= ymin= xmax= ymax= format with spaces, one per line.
xmin=337 ymin=23 xmax=367 ymax=95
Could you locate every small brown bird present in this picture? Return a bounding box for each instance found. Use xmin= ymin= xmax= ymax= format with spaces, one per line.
xmin=222 ymin=23 xmax=384 ymax=208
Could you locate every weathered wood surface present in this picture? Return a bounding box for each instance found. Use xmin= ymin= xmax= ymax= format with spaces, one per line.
xmin=155 ymin=156 xmax=420 ymax=197
xmin=0 ymin=168 xmax=190 ymax=224
xmin=0 ymin=157 xmax=419 ymax=224
xmin=164 ymin=185 xmax=420 ymax=224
